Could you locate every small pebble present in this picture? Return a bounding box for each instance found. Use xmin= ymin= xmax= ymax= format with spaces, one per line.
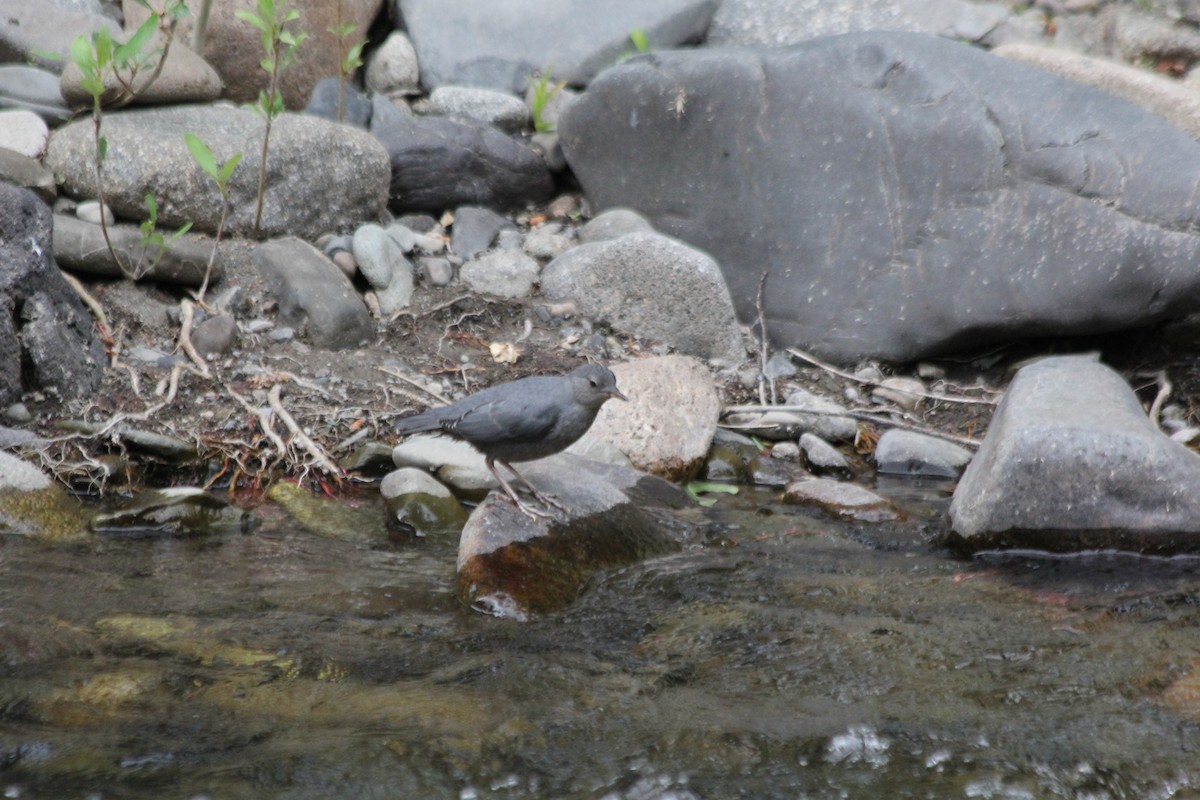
xmin=76 ymin=200 xmax=114 ymax=226
xmin=4 ymin=403 xmax=32 ymax=423
xmin=269 ymin=327 xmax=295 ymax=342
xmin=772 ymin=441 xmax=801 ymax=460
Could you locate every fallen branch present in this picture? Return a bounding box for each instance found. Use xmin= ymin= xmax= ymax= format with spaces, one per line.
xmin=267 ymin=384 xmax=343 ymax=478
xmin=721 ymin=403 xmax=981 ymax=448
xmin=785 ymin=347 xmax=999 ymax=406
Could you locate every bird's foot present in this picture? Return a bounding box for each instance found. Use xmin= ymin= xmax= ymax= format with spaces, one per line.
xmin=524 ymin=487 xmax=567 ymax=513
xmin=507 ymin=494 xmax=556 ymax=521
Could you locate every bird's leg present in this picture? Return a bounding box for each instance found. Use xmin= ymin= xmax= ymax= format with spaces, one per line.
xmin=500 ymin=460 xmax=568 ymax=512
xmin=486 ymin=458 xmax=554 ymax=520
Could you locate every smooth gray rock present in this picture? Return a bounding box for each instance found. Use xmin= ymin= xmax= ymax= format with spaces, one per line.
xmin=426 ymin=85 xmax=530 ymax=133
xmin=372 ymin=109 xmax=553 ymax=212
xmin=0 ymin=184 xmax=104 ymax=405
xmin=460 ymin=249 xmax=540 ymax=298
xmin=451 ymin=206 xmax=511 ymax=259
xmin=44 ymin=105 xmax=390 ymax=239
xmin=396 ymin=0 xmax=719 ymax=91
xmin=948 ymin=355 xmax=1200 ymax=554
xmin=874 ymin=429 xmax=972 ymax=478
xmin=0 ymin=110 xmax=49 ymax=159
xmin=578 ymin=208 xmax=655 ymax=244
xmin=364 ymin=30 xmax=421 ymax=95
xmin=541 ymin=231 xmax=743 ymax=362
xmin=0 ymin=149 xmax=56 ymax=204
xmin=59 ymin=34 xmax=221 ymax=107
xmin=799 ymin=432 xmax=851 ymax=474
xmin=190 ymin=314 xmax=237 ymax=355
xmin=253 ymin=237 xmax=374 ymax=349
xmin=305 ymin=76 xmax=373 ymax=129
xmin=0 ymin=65 xmax=70 ymax=122
xmin=708 ymin=0 xmax=1012 ymax=46
xmin=352 ymin=223 xmax=415 ymax=314
xmin=559 ymin=32 xmax=1200 ymax=364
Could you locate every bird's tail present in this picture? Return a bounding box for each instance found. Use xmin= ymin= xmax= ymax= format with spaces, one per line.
xmin=394 ymin=412 xmax=443 ymax=435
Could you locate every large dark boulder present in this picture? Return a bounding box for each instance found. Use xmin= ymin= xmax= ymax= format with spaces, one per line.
xmin=560 ymin=32 xmax=1200 ymax=363
xmin=0 ymin=184 xmax=104 ymax=404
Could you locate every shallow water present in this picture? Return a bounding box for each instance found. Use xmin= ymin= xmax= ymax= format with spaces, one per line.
xmin=3 ymin=482 xmax=1200 ymax=799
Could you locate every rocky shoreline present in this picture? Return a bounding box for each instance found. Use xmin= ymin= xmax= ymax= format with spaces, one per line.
xmin=7 ymin=0 xmax=1200 ymax=587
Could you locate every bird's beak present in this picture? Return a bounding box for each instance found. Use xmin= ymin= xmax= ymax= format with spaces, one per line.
xmin=610 ymin=387 xmax=629 ymax=402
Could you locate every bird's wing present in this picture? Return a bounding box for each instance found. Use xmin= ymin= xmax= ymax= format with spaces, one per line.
xmin=447 ymin=396 xmax=559 ymax=445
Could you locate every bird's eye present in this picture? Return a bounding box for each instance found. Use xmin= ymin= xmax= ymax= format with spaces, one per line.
xmin=589 ymin=379 xmax=598 ymax=387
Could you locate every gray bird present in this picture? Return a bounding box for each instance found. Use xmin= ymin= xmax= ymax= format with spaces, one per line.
xmin=394 ymin=363 xmax=628 ymax=518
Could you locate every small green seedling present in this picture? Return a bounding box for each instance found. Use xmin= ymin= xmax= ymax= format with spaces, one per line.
xmin=329 ymin=15 xmax=366 ymax=123
xmin=184 ymin=132 xmax=243 ymax=304
xmin=137 ymin=192 xmax=193 ymax=276
xmin=528 ymin=68 xmax=565 ymax=133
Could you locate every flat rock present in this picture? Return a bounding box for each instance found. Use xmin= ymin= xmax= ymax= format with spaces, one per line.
xmin=253 ymin=237 xmax=374 ymax=349
xmin=456 ymin=454 xmax=693 ymax=619
xmin=540 ymin=231 xmax=743 ymax=362
xmin=782 ymin=477 xmax=904 ymax=523
xmin=53 ymin=216 xmax=226 ymax=286
xmin=947 ymin=355 xmax=1200 ymax=554
xmin=44 ymin=105 xmax=390 ymax=239
xmin=396 ymin=0 xmax=719 ymax=91
xmin=560 ymin=32 xmax=1200 ymax=364
xmin=580 ymin=355 xmax=720 ymax=481
xmin=59 ymin=33 xmax=221 ymax=106
xmin=0 ymin=66 xmax=70 ymax=122
xmin=873 ymin=429 xmax=973 ymax=478
xmin=426 ymin=85 xmax=530 ymax=133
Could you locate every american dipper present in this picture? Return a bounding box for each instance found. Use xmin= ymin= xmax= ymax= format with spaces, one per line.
xmin=394 ymin=363 xmax=628 ymax=518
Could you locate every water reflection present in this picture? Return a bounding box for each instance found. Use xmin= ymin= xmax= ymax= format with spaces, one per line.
xmin=1 ymin=484 xmax=1198 ymax=798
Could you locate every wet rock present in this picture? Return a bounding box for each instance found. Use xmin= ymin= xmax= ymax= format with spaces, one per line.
xmin=460 ymin=249 xmax=539 ymax=298
xmin=948 ymin=355 xmax=1200 ymax=554
xmin=352 ymin=223 xmax=415 ymax=314
xmin=560 ymin=32 xmax=1200 ymax=363
xmin=426 ymin=85 xmax=530 ymax=133
xmin=457 ymin=455 xmax=692 ymax=619
xmin=772 ymin=441 xmax=801 ymax=460
xmin=266 ymin=481 xmax=388 ymax=545
xmin=748 ymin=453 xmax=808 ymax=487
xmin=0 ymin=185 xmax=105 ymax=405
xmin=702 ymin=429 xmax=760 ymax=482
xmin=90 ymin=487 xmax=252 ymax=537
xmin=0 ymin=149 xmax=57 ymax=204
xmin=372 ymin=110 xmax=554 ymax=212
xmin=392 ymin=435 xmax=497 ymax=497
xmin=0 ymin=451 xmax=89 ymax=540
xmin=800 ymin=432 xmax=852 ymax=476
xmin=340 ymin=441 xmax=395 ymax=477
xmin=398 ymin=0 xmax=717 ymax=91
xmin=59 ymin=34 xmax=221 ymax=106
xmin=874 ymin=429 xmax=972 ymax=478
xmin=782 ymin=477 xmax=904 ymax=522
xmin=380 ymin=467 xmax=468 ymax=539
xmin=450 ymin=206 xmax=512 ymax=259
xmin=540 ymin=231 xmax=744 ymax=362
xmin=0 ymin=65 xmax=70 ymax=122
xmin=723 ymin=388 xmax=858 ymax=443
xmin=44 ymin=105 xmax=390 ymax=239
xmin=305 ymin=76 xmax=373 ymax=128
xmin=582 ymin=355 xmax=720 ymax=481
xmin=253 ymin=237 xmax=374 ymax=349
xmin=364 ymin=30 xmax=421 ymax=95
xmin=59 ymin=216 xmax=227 ymax=286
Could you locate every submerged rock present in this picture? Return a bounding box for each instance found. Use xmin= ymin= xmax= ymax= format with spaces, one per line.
xmin=457 ymin=455 xmax=693 ymax=619
xmin=783 ymin=478 xmax=904 ymax=523
xmin=380 ymin=467 xmax=469 ymax=539
xmin=948 ymin=355 xmax=1200 ymax=554
xmin=90 ymin=487 xmax=252 ymax=537
xmin=267 ymin=482 xmax=389 ymax=545
xmin=0 ymin=451 xmax=89 ymax=540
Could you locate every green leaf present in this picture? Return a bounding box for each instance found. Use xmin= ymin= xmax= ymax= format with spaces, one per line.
xmin=235 ymin=9 xmax=270 ymax=33
xmin=32 ymin=47 xmax=68 ymax=63
xmin=169 ymin=221 xmax=193 ymax=241
xmin=144 ymin=192 xmax=157 ymax=221
xmin=94 ymin=27 xmax=113 ymax=67
xmin=684 ymin=481 xmax=740 ymax=506
xmin=70 ymin=36 xmax=96 ymax=73
xmin=217 ymin=152 xmax=243 ymax=185
xmin=630 ymin=27 xmax=648 ymax=52
xmin=184 ymin=132 xmax=218 ymax=179
xmin=114 ymin=15 xmax=158 ymax=65
xmin=97 ymin=135 xmax=108 ymax=164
